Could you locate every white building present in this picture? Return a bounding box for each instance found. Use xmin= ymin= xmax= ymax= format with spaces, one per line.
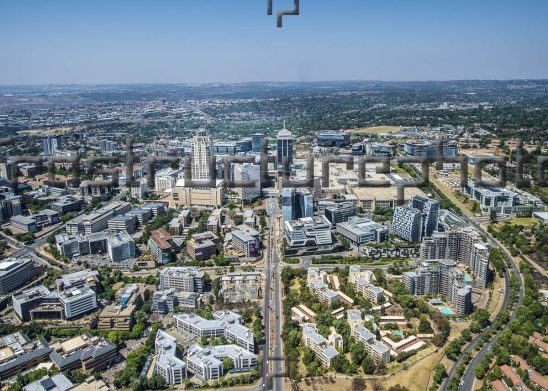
xmin=186 ymin=344 xmax=257 ymax=381
xmin=155 ymin=330 xmax=186 ymax=385
xmin=155 ymin=168 xmax=182 ymax=193
xmin=191 ymin=130 xmax=212 ymax=181
xmin=234 ymin=163 xmax=261 ymax=203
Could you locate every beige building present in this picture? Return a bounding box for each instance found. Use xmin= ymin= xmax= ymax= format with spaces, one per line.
xmin=351 ymin=186 xmax=426 ymax=211
xmin=97 ymin=284 xmax=147 ymax=331
xmin=170 ymin=179 xmax=225 ymax=207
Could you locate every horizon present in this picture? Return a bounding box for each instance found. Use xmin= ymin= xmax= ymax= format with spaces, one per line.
xmin=2 ymin=78 xmax=548 ymax=88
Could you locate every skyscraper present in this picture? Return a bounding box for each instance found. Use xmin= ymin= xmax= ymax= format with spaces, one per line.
xmin=276 ymin=123 xmax=294 ymax=176
xmin=409 ymin=195 xmax=439 ymax=237
xmin=392 ymin=206 xmax=423 ymax=243
xmin=191 ymin=130 xmax=212 ymax=181
xmin=42 ymin=136 xmax=62 ymax=156
xmin=281 ymin=188 xmax=296 ymax=223
xmin=252 ymin=133 xmax=265 ymax=153
xmin=234 ymin=163 xmax=261 ymax=203
xmin=296 ymin=189 xmax=313 ymax=219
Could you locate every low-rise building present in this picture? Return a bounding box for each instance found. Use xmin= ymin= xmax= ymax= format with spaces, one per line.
xmin=324 ymin=202 xmax=357 ymax=226
xmin=285 ymin=216 xmax=333 ymax=248
xmin=55 ymin=230 xmax=135 ymax=262
xmin=187 ymin=231 xmax=219 ymax=261
xmin=49 ymin=333 xmax=117 ymax=372
xmin=10 ymin=215 xmax=37 ymax=233
xmin=148 ymin=228 xmax=176 ymax=264
xmin=186 ymin=344 xmax=257 ymax=381
xmin=301 ymin=324 xmax=341 ymax=368
xmin=155 ymin=330 xmax=186 ymax=385
xmin=0 ymin=332 xmax=52 ymax=380
xmin=50 ymin=195 xmax=84 ymax=214
xmin=23 ymin=374 xmax=73 ymax=391
xmin=107 ymin=214 xmax=137 ymax=234
xmin=174 ymin=311 xmax=254 ymax=352
xmin=153 ymin=288 xmax=198 ymax=313
xmin=98 ymin=284 xmax=147 ymax=331
xmin=230 ymin=225 xmax=260 ymax=257
xmin=159 ymin=267 xmax=204 ymax=292
xmin=336 ymin=216 xmax=389 ymax=244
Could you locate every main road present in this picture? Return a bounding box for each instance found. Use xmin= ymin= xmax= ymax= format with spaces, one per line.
xmin=262 ymin=198 xmax=283 ymax=391
xmin=441 ymin=211 xmax=525 ymax=390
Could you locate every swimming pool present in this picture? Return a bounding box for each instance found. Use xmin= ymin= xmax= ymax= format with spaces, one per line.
xmin=438 ymin=306 xmax=455 ymax=315
xmin=464 ymin=274 xmax=473 ymax=283
xmin=393 ymin=331 xmax=404 ymax=337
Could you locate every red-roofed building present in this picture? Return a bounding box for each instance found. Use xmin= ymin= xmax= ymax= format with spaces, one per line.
xmin=491 ymin=380 xmax=508 ymax=391
xmin=500 ymin=365 xmax=523 ymax=388
xmin=530 ymin=371 xmax=548 ymax=390
xmin=529 ymin=332 xmax=548 ymax=352
xmin=511 ymin=355 xmax=529 ymax=372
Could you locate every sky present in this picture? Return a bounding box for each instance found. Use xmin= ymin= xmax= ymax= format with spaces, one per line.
xmin=1 ymin=0 xmax=548 ymax=85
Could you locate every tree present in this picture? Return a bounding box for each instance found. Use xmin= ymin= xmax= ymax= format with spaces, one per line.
xmin=433 ymin=363 xmax=447 ymax=384
xmin=490 ymin=209 xmax=498 ymax=224
xmin=362 ymin=355 xmax=376 ymax=374
xmin=352 ymin=377 xmax=366 ymax=391
xmin=223 ymin=357 xmax=235 ymax=372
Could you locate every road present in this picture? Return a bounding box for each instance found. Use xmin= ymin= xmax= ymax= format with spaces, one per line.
xmin=261 ymin=198 xmax=283 ymax=391
xmin=441 ymin=210 xmax=525 ymax=390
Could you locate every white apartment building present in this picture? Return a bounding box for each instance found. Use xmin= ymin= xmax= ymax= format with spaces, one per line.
xmin=155 ymin=330 xmax=186 ymax=384
xmin=174 ymin=311 xmax=255 ymax=352
xmin=159 ymin=267 xmax=204 ymax=293
xmin=155 ymin=168 xmax=182 ymax=193
xmin=301 ymin=323 xmax=341 ymax=368
xmin=191 ymin=130 xmax=212 ymax=180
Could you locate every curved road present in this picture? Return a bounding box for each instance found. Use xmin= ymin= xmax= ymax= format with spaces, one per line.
xmin=442 ymin=217 xmax=524 ymax=390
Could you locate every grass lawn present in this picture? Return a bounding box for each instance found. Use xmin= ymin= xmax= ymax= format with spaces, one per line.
xmin=491 ymin=217 xmax=538 ymax=230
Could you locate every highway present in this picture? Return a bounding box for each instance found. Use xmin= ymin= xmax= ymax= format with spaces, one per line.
xmin=262 ymin=197 xmax=283 ymax=391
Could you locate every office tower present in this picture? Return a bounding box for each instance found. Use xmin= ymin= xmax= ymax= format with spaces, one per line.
xmin=234 ymin=163 xmax=261 ymax=203
xmin=409 ymin=195 xmax=440 ymax=237
xmin=252 ymin=133 xmax=265 ymax=153
xmin=236 ymin=138 xmax=253 ymax=153
xmin=191 ymin=130 xmax=212 ymax=180
xmin=296 ymin=189 xmax=313 ymax=219
xmin=276 ymin=124 xmax=294 ymax=175
xmin=42 ymin=136 xmax=62 ymax=156
xmin=392 ymin=206 xmax=423 ymax=243
xmin=0 ymin=160 xmax=15 ymax=180
xmin=316 ymin=131 xmax=351 ymax=147
xmin=282 ymin=188 xmax=296 ymax=222
xmin=324 ymin=202 xmax=357 ymax=225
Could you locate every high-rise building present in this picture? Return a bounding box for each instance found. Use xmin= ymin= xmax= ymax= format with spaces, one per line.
xmin=234 ymin=163 xmax=261 ymax=203
xmin=296 ymin=189 xmax=313 ymax=219
xmin=409 ymin=195 xmax=439 ymax=237
xmin=252 ymin=133 xmax=265 ymax=153
xmin=276 ymin=124 xmax=294 ymax=175
xmin=42 ymin=136 xmax=62 ymax=156
xmin=392 ymin=206 xmax=423 ymax=243
xmin=281 ymin=188 xmax=296 ymax=222
xmin=191 ymin=130 xmax=212 ymax=180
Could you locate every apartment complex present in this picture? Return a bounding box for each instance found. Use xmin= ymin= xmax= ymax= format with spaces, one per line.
xmin=403 ymin=259 xmax=473 ymax=315
xmin=186 ymin=344 xmax=258 ymax=381
xmin=174 ymin=311 xmax=255 ymax=352
xmin=420 ymin=228 xmax=490 ymax=288
xmin=307 ymin=268 xmax=340 ymax=307
xmin=155 ymin=330 xmax=187 ymax=385
xmin=348 ymin=266 xmax=385 ymax=304
xmin=301 ymin=323 xmax=342 ymax=368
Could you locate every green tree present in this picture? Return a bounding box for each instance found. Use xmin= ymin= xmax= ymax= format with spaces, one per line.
xmin=223 ymin=357 xmax=235 ymax=372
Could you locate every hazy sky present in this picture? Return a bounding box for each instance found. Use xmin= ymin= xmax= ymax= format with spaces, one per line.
xmin=1 ymin=0 xmax=547 ymax=84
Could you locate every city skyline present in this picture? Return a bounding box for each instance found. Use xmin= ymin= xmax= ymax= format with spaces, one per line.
xmin=1 ymin=0 xmax=548 ymax=85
